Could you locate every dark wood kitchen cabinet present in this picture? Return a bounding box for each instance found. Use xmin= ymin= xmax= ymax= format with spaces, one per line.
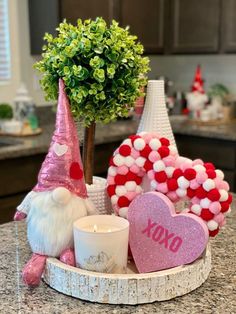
xmin=119 ymin=0 xmax=165 ymax=53
xmin=167 ymin=0 xmax=220 ymax=53
xmin=221 ymin=0 xmax=236 ymax=52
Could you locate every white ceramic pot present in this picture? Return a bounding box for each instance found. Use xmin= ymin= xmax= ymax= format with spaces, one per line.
xmin=86 ymin=176 xmax=112 ymax=215
xmin=1 ymin=119 xmax=22 ymax=133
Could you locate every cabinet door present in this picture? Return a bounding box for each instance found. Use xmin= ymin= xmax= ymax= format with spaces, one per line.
xmin=60 ymin=0 xmax=112 ymax=25
xmin=221 ymin=0 xmax=236 ymax=52
xmin=168 ymin=0 xmax=220 ymax=53
xmin=28 ymin=0 xmax=59 ymax=55
xmin=120 ymin=0 xmax=165 ymax=53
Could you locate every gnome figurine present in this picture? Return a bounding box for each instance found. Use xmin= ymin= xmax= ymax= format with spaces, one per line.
xmin=186 ymin=65 xmax=208 ymax=118
xmin=14 ymin=79 xmax=96 ymax=287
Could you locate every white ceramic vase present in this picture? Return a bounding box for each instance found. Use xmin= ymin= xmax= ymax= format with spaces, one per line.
xmin=137 ymin=80 xmax=177 ymax=150
xmin=86 ymin=176 xmax=112 ymax=215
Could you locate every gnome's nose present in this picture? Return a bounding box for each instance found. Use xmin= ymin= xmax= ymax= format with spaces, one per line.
xmin=52 ymin=187 xmax=72 ymax=205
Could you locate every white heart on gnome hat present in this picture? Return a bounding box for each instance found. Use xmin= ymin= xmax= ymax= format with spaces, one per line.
xmin=53 ymin=142 xmax=68 ymax=156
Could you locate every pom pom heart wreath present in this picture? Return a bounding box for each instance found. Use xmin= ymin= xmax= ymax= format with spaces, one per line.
xmin=107 ymin=132 xmax=232 ymax=237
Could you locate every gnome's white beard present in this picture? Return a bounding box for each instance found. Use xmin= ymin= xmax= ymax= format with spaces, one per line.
xmin=27 ymin=190 xmax=88 ymax=257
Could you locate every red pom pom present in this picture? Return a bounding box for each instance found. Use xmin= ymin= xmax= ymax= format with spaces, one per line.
xmin=70 ymin=162 xmax=83 ymax=180
xmin=144 ymin=159 xmax=153 ymax=171
xmin=117 ymin=196 xmax=130 ymax=208
xmin=134 ymin=176 xmax=142 ymax=185
xmin=140 ymin=144 xmax=152 ymax=158
xmin=196 ymin=186 xmax=208 ymax=199
xmin=158 ymin=146 xmax=170 ymax=158
xmin=207 ymin=189 xmax=221 ymax=201
xmin=184 ymin=168 xmax=196 ymax=180
xmin=129 ymin=135 xmax=141 ymax=144
xmin=220 ymin=201 xmax=230 ymax=213
xmin=107 ymin=185 xmax=116 ymax=197
xmin=109 ymin=156 xmax=115 ymax=166
xmin=209 ymin=228 xmax=219 ymax=237
xmin=172 ymin=169 xmax=183 ymax=179
xmin=127 ymin=171 xmax=137 ymax=181
xmin=200 ymin=208 xmax=214 ymax=221
xmin=114 ymin=174 xmax=127 ymax=185
xmin=227 ymin=193 xmax=233 ymax=204
xmin=155 ymin=171 xmax=167 ymax=183
xmin=187 ymin=187 xmax=196 ymax=198
xmin=167 ymin=178 xmax=178 ymax=191
xmin=206 ymin=169 xmax=216 ymax=179
xmin=160 ymin=137 xmax=170 ymax=146
xmin=204 ymin=162 xmax=215 ymax=170
xmin=119 ymin=145 xmax=131 ymax=157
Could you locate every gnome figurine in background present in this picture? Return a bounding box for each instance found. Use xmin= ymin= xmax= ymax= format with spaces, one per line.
xmin=186 ymin=65 xmax=208 ymax=119
xmin=14 ymin=79 xmax=96 ymax=287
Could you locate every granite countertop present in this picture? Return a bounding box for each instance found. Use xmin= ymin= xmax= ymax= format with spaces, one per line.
xmin=1 ymin=116 xmax=236 ymax=161
xmin=1 ymin=197 xmax=235 ymax=314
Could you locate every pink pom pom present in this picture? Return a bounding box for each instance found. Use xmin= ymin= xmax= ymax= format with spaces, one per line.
xmin=209 ymin=201 xmax=221 ymax=214
xmin=166 ymin=191 xmax=179 ymax=202
xmin=192 ymin=159 xmax=204 ymax=166
xmin=148 ymin=151 xmax=160 ymax=163
xmin=219 ymin=180 xmax=230 ymax=191
xmin=107 ymin=176 xmax=115 ymax=185
xmin=142 ymin=133 xmax=154 ymax=143
xmin=117 ymin=165 xmax=129 ymax=175
xmin=147 ymin=170 xmax=155 ymax=180
xmin=162 ymin=156 xmax=176 ymax=167
xmin=196 ymin=172 xmax=208 ymax=184
xmin=130 ymin=164 xmax=140 ymax=174
xmin=214 ymin=212 xmax=225 ymax=226
xmin=214 ymin=177 xmax=222 ymax=189
xmin=126 ymin=191 xmax=138 ymax=201
xmin=180 ymin=161 xmax=193 ymax=171
xmin=191 ymin=196 xmax=200 ymax=204
xmin=190 ymin=179 xmax=200 ymax=190
xmin=130 ymin=148 xmax=140 ymax=159
xmin=157 ymin=182 xmax=168 ymax=194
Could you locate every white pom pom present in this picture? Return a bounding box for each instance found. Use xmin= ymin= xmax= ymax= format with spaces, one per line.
xmin=191 ymin=204 xmax=201 ymax=215
xmin=215 ymin=169 xmax=224 ymax=180
xmin=219 ymin=189 xmax=228 ymax=202
xmin=52 ymin=187 xmax=71 ymax=205
xmin=169 ymin=145 xmax=178 ymax=155
xmin=203 ymin=179 xmax=215 ymax=192
xmin=115 ymin=186 xmax=127 ymax=196
xmin=134 ymin=138 xmax=145 ymax=151
xmin=108 ymin=166 xmax=117 ymax=177
xmin=150 ymin=180 xmax=157 ymax=189
xmin=125 ymin=156 xmax=134 ymax=167
xmin=138 ymin=131 xmax=147 ymax=136
xmin=135 ymin=185 xmax=143 ymax=193
xmin=176 ymin=188 xmax=187 ymax=198
xmin=207 ymin=220 xmax=218 ymax=231
xmin=113 ymin=154 xmax=125 ymax=166
xmin=200 ymin=198 xmax=211 ymax=208
xmin=125 ymin=181 xmax=136 ymax=192
xmin=153 ymin=160 xmax=165 ymax=172
xmin=165 ymin=167 xmax=175 ymax=178
xmin=149 ymin=138 xmax=161 ymax=150
xmin=122 ymin=139 xmax=132 ymax=147
xmin=177 ymin=176 xmax=190 ymax=189
xmin=119 ymin=207 xmax=129 ymax=218
xmin=135 ymin=157 xmax=146 ymax=167
xmin=193 ymin=165 xmax=206 ymax=173
xmin=111 ymin=195 xmax=118 ymax=205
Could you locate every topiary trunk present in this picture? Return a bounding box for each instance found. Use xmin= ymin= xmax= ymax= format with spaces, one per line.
xmin=83 ymin=121 xmax=96 ymax=185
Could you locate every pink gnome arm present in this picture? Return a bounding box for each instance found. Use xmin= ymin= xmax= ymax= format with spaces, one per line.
xmin=14 ymin=191 xmax=36 ymax=221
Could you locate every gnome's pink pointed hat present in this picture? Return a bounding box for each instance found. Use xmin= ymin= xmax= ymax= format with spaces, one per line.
xmin=33 ymin=79 xmax=87 ymax=198
xmin=191 ymin=65 xmax=205 ymax=94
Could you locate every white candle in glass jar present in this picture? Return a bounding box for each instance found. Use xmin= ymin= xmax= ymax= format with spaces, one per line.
xmin=73 ymin=215 xmax=129 ymax=274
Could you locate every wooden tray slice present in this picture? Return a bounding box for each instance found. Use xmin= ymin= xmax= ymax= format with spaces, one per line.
xmin=43 ymin=245 xmax=211 ymax=304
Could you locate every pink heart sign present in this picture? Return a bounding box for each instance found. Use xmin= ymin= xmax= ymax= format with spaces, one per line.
xmin=128 ymin=192 xmax=209 ymax=273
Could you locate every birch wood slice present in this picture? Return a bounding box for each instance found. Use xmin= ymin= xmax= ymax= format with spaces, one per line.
xmin=43 ymin=245 xmax=211 ymax=305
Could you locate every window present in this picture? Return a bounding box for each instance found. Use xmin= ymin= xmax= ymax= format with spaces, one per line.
xmin=0 ymin=0 xmax=10 ymax=82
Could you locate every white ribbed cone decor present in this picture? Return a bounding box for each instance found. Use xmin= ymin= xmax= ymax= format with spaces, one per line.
xmin=137 ymin=80 xmax=177 ymax=149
